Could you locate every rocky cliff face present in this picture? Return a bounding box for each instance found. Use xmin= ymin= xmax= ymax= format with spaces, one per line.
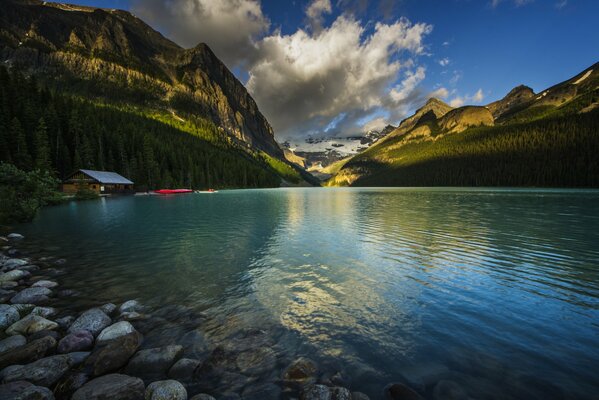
xmin=0 ymin=0 xmax=282 ymax=157
xmin=438 ymin=106 xmax=494 ymax=134
xmin=486 ymin=85 xmax=535 ymax=119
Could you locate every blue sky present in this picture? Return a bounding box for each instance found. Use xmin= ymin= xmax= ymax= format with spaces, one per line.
xmin=58 ymin=0 xmax=599 ymax=139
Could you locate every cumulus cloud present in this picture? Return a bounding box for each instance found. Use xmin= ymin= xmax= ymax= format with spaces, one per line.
xmin=439 ymin=58 xmax=450 ymax=66
xmin=449 ymin=88 xmax=485 ymax=108
xmin=130 ymin=0 xmax=269 ymax=67
xmin=306 ymin=0 xmax=332 ymax=33
xmin=246 ymin=16 xmax=433 ymax=138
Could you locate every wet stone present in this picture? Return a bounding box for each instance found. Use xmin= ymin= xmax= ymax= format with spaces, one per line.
xmin=27 ymin=329 xmax=61 ymax=342
xmin=97 ymin=321 xmax=136 ymax=343
xmin=0 ymin=304 xmax=20 ymax=330
xmin=84 ymin=331 xmax=141 ymax=376
xmin=100 ymin=303 xmax=117 ymax=316
xmin=0 ymin=336 xmax=57 ymax=370
xmin=10 ymin=287 xmax=52 ymax=305
xmin=302 ymin=384 xmax=331 ymax=400
xmin=168 ymin=358 xmax=201 ymax=382
xmin=0 ymin=335 xmax=26 ymax=354
xmin=54 ymin=371 xmax=90 ymax=400
xmin=32 ymin=280 xmax=58 ymax=288
xmin=189 ymin=395 xmax=216 ymax=400
xmin=72 ymin=373 xmax=145 ymax=400
xmin=125 ymin=345 xmax=184 ymax=381
xmin=235 ymin=346 xmax=277 ymax=376
xmin=433 ymin=380 xmax=468 ymax=400
xmin=241 ymin=382 xmax=282 ymax=400
xmin=68 ymin=308 xmax=111 ymax=337
xmin=145 ymin=379 xmax=187 ymax=400
xmin=383 ymin=383 xmax=423 ymax=400
xmin=30 ymin=306 xmax=58 ymax=318
xmin=0 ymin=354 xmax=74 ymax=387
xmin=0 ymin=380 xmax=54 ymax=400
xmin=6 ymin=314 xmax=58 ymax=336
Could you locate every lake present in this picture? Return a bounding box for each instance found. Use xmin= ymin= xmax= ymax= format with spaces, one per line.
xmin=14 ymin=188 xmax=599 ymax=399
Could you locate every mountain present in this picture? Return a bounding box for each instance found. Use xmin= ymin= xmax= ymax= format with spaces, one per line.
xmin=327 ymin=62 xmax=599 ymax=187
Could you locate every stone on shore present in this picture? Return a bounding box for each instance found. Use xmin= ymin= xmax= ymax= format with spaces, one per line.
xmin=301 ymin=384 xmax=331 ymax=400
xmin=97 ymin=321 xmax=136 ymax=343
xmin=54 ymin=371 xmax=90 ymax=399
xmin=11 ymin=304 xmax=34 ymax=315
xmin=27 ymin=329 xmax=61 ymax=342
xmin=58 ymin=330 xmax=95 ymax=354
xmin=84 ymin=331 xmax=141 ymax=376
xmin=0 ymin=336 xmax=56 ymax=370
xmin=7 ymin=234 xmax=24 ymax=241
xmin=10 ymin=287 xmax=52 ymax=305
xmin=0 ymin=335 xmax=26 ymax=354
xmin=189 ymin=395 xmax=216 ymax=400
xmin=0 ymin=305 xmax=20 ymax=330
xmin=1 ymin=258 xmax=28 ymax=271
xmin=145 ymin=380 xmax=187 ymax=400
xmin=31 ymin=306 xmax=58 ymax=319
xmin=72 ymin=373 xmax=145 ymax=400
xmin=55 ymin=315 xmax=75 ymax=330
xmin=0 ymin=270 xmax=30 ymax=283
xmin=5 ymin=315 xmax=58 ymax=336
xmin=32 ymin=280 xmax=58 ymax=289
xmin=119 ymin=300 xmax=143 ymax=314
xmin=168 ymin=358 xmax=201 ymax=382
xmin=68 ymin=308 xmax=111 ymax=336
xmin=0 ymin=354 xmax=74 ymax=387
xmin=0 ymin=380 xmax=54 ymax=400
xmin=100 ymin=303 xmax=117 ymax=316
xmin=125 ymin=345 xmax=183 ymax=381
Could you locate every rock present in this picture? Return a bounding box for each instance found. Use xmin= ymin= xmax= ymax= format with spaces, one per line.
xmin=219 ymin=394 xmax=241 ymax=400
xmin=331 ymin=387 xmax=352 ymax=400
xmin=0 ymin=305 xmax=20 ymax=330
xmin=168 ymin=358 xmax=200 ymax=382
xmin=351 ymin=392 xmax=370 ymax=400
xmin=57 ymin=289 xmax=77 ymax=298
xmin=10 ymin=287 xmax=52 ymax=305
xmin=0 ymin=281 xmax=18 ymax=289
xmin=0 ymin=380 xmax=54 ymax=399
xmin=2 ymin=258 xmax=28 ymax=270
xmin=6 ymin=249 xmax=20 ymax=257
xmin=55 ymin=371 xmax=90 ymax=399
xmin=125 ymin=345 xmax=183 ymax=381
xmin=302 ymin=385 xmax=331 ymax=400
xmin=284 ymin=357 xmax=318 ymax=385
xmin=0 ymin=336 xmax=56 ymax=370
xmin=217 ymin=371 xmax=252 ymax=393
xmin=84 ymin=331 xmax=141 ymax=376
xmin=180 ymin=329 xmax=210 ymax=358
xmin=145 ymin=380 xmax=187 ymax=400
xmin=54 ymin=259 xmax=67 ymax=265
xmin=241 ymin=382 xmax=281 ymax=400
xmin=68 ymin=308 xmax=111 ymax=336
xmin=97 ymin=321 xmax=136 ymax=343
xmin=32 ymin=280 xmax=58 ymax=289
xmin=189 ymin=395 xmax=216 ymax=400
xmin=235 ymin=347 xmax=276 ymax=376
xmin=0 ymin=354 xmax=74 ymax=387
xmin=120 ymin=311 xmax=144 ymax=321
xmin=399 ymin=363 xmax=450 ymax=390
xmin=6 ymin=315 xmax=58 ymax=336
xmin=0 ymin=270 xmax=31 ymax=283
xmin=119 ymin=300 xmax=143 ymax=314
xmin=11 ymin=304 xmax=34 ymax=315
xmin=72 ymin=373 xmax=145 ymax=400
xmin=18 ymin=265 xmax=39 ymax=273
xmin=30 ymin=307 xmax=57 ymax=319
xmin=100 ymin=303 xmax=117 ymax=316
xmin=0 ymin=290 xmax=16 ymax=303
xmin=0 ymin=335 xmax=26 ymax=354
xmin=433 ymin=380 xmax=468 ymax=400
xmin=55 ymin=315 xmax=75 ymax=330
xmin=383 ymin=383 xmax=423 ymax=400
xmin=27 ymin=330 xmax=61 ymax=342
xmin=7 ymin=233 xmax=24 ymax=241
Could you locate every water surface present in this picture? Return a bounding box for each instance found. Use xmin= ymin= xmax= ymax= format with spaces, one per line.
xmin=15 ymin=188 xmax=599 ymax=399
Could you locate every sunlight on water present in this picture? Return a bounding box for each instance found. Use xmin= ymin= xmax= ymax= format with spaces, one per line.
xmin=16 ymin=188 xmax=599 ymax=398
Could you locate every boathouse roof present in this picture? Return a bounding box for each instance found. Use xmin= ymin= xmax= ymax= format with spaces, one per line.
xmin=72 ymin=169 xmax=134 ymax=185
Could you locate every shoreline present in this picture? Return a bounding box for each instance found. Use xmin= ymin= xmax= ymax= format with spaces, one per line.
xmin=0 ymin=233 xmax=392 ymax=400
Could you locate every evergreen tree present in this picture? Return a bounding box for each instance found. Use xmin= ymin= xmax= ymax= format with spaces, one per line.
xmin=34 ymin=118 xmax=52 ymax=172
xmin=10 ymin=118 xmax=32 ymax=170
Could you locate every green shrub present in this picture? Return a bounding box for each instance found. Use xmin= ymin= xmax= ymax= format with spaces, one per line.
xmin=75 ymin=187 xmax=100 ymax=200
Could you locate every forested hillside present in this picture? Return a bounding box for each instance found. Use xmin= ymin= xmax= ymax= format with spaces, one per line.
xmin=0 ymin=66 xmax=288 ymax=189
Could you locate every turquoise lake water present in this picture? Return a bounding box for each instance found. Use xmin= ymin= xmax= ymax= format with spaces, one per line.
xmin=14 ymin=188 xmax=599 ymax=398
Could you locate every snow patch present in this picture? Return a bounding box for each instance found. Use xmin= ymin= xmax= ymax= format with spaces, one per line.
xmin=535 ymin=91 xmax=548 ymax=100
xmin=573 ymin=70 xmax=592 ymax=85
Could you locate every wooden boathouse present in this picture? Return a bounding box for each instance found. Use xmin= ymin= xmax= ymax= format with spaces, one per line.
xmin=62 ymin=169 xmax=134 ymax=194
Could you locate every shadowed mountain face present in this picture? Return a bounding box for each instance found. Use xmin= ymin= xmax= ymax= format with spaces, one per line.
xmin=0 ymin=0 xmax=282 ymax=158
xmin=327 ymin=62 xmax=599 ymax=187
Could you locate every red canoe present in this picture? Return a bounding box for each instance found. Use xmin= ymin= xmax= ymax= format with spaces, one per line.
xmin=154 ymin=189 xmax=193 ymax=194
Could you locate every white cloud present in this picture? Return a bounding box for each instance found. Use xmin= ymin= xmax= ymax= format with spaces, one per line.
xmin=449 ymin=97 xmax=465 ymax=107
xmin=306 ymin=0 xmax=332 ymax=32
xmin=491 ymin=0 xmax=534 ymax=7
xmin=472 ymin=88 xmax=485 ymax=103
xmin=130 ymin=0 xmax=269 ymax=67
xmin=439 ymin=58 xmax=450 ymax=67
xmin=449 ymin=88 xmax=485 ymax=108
xmin=429 ymin=87 xmax=449 ymax=99
xmin=246 ymin=16 xmax=433 ymax=138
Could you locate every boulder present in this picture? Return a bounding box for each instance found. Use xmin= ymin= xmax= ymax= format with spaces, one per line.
xmin=302 ymin=385 xmax=331 ymax=400
xmin=0 ymin=354 xmax=73 ymax=387
xmin=30 ymin=307 xmax=57 ymax=319
xmin=54 ymin=371 xmax=90 ymax=399
xmin=0 ymin=380 xmax=54 ymax=400
xmin=2 ymin=258 xmax=28 ymax=270
xmin=180 ymin=330 xmax=210 ymax=358
xmin=433 ymin=380 xmax=468 ymax=400
xmin=331 ymin=387 xmax=352 ymax=400
xmin=0 ymin=335 xmax=26 ymax=354
xmin=145 ymin=380 xmax=187 ymax=400
xmin=0 ymin=290 xmax=16 ymax=303
xmin=0 ymin=270 xmax=30 ymax=283
xmin=32 ymin=280 xmax=58 ymax=289
xmin=97 ymin=321 xmax=136 ymax=343
xmin=27 ymin=330 xmax=61 ymax=342
xmin=383 ymin=383 xmax=423 ymax=400
xmin=58 ymin=330 xmax=95 ymax=354
xmin=125 ymin=345 xmax=183 ymax=381
xmin=119 ymin=300 xmax=143 ymax=314
xmin=55 ymin=316 xmax=75 ymax=330
xmin=0 ymin=336 xmax=56 ymax=370
xmin=6 ymin=315 xmax=58 ymax=336
xmin=68 ymin=308 xmax=111 ymax=336
xmin=11 ymin=304 xmax=34 ymax=315
xmin=7 ymin=233 xmax=24 ymax=241
xmin=0 ymin=305 xmax=20 ymax=330
xmin=168 ymin=358 xmax=200 ymax=382
xmin=10 ymin=287 xmax=52 ymax=305
xmin=100 ymin=303 xmax=117 ymax=316
xmin=283 ymin=357 xmax=318 ymax=385
xmin=72 ymin=374 xmax=145 ymax=400
xmin=84 ymin=331 xmax=141 ymax=376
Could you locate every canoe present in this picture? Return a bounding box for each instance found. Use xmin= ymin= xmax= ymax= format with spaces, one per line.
xmin=154 ymin=189 xmax=193 ymax=194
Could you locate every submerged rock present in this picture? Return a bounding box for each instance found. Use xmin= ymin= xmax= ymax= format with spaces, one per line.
xmin=68 ymin=308 xmax=111 ymax=337
xmin=97 ymin=321 xmax=136 ymax=343
xmin=72 ymin=373 xmax=145 ymax=400
xmin=301 ymin=384 xmax=331 ymax=400
xmin=0 ymin=336 xmax=56 ymax=370
xmin=5 ymin=315 xmax=58 ymax=336
xmin=168 ymin=358 xmax=201 ymax=382
xmin=241 ymin=382 xmax=282 ymax=400
xmin=0 ymin=380 xmax=54 ymax=400
xmin=0 ymin=335 xmax=26 ymax=354
xmin=84 ymin=331 xmax=141 ymax=376
xmin=125 ymin=345 xmax=183 ymax=381
xmin=10 ymin=287 xmax=52 ymax=305
xmin=55 ymin=371 xmax=90 ymax=399
xmin=0 ymin=354 xmax=74 ymax=387
xmin=0 ymin=269 xmax=30 ymax=283
xmin=351 ymin=392 xmax=370 ymax=400
xmin=119 ymin=300 xmax=143 ymax=314
xmin=433 ymin=380 xmax=468 ymax=400
xmin=235 ymin=346 xmax=276 ymax=376
xmin=2 ymin=258 xmax=28 ymax=271
xmin=0 ymin=304 xmax=20 ymax=330
xmin=30 ymin=307 xmax=58 ymax=319
xmin=383 ymin=383 xmax=423 ymax=400
xmin=7 ymin=233 xmax=24 ymax=241
xmin=58 ymin=330 xmax=95 ymax=354
xmin=32 ymin=280 xmax=58 ymax=288
xmin=145 ymin=379 xmax=187 ymax=400
xmin=284 ymin=357 xmax=318 ymax=385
